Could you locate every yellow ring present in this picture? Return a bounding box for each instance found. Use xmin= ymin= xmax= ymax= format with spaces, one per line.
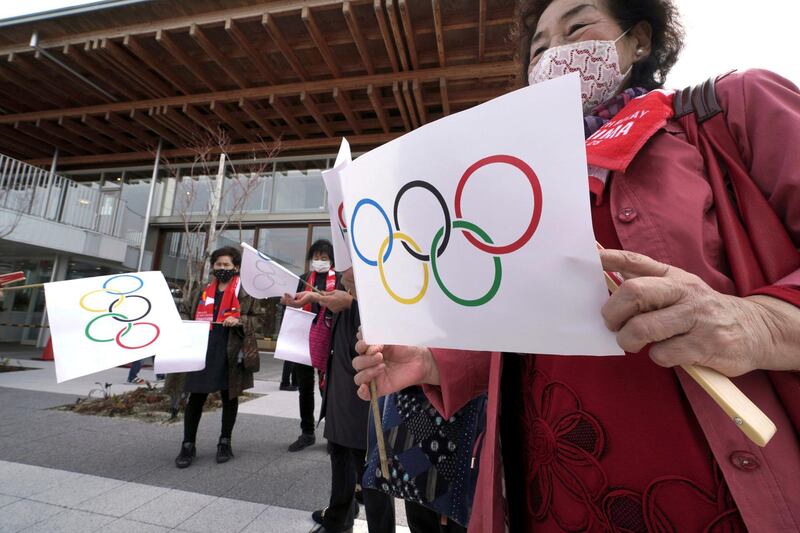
xmin=80 ymin=290 xmax=125 ymax=313
xmin=377 ymin=232 xmax=428 ymax=305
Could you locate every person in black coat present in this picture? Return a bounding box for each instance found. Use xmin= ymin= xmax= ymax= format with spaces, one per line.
xmin=289 ymin=269 xmax=395 ymax=533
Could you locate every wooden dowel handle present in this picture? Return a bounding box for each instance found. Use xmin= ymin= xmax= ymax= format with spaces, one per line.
xmin=369 ymin=381 xmax=391 ymax=479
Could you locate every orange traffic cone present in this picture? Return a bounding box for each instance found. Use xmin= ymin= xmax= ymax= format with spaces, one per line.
xmin=40 ymin=338 xmax=54 ymax=361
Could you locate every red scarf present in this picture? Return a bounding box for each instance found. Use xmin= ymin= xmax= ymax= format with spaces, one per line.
xmin=303 ymin=270 xmax=337 ymax=312
xmin=195 ymin=276 xmax=241 ymax=326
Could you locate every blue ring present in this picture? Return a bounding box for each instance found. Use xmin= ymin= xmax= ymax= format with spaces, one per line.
xmin=102 ymin=274 xmax=144 ymax=295
xmin=350 ymin=199 xmax=393 ymax=267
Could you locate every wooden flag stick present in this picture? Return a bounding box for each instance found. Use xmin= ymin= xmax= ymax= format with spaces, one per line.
xmin=369 ymin=381 xmax=391 ymax=479
xmin=602 ymin=270 xmax=776 ymax=447
xmin=0 ymin=282 xmax=44 ymax=292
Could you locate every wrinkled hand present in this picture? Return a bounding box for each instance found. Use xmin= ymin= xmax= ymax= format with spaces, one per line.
xmin=600 ymin=249 xmax=800 ymax=377
xmin=222 ymin=316 xmax=240 ymax=327
xmin=353 ymin=327 xmax=439 ymax=401
xmin=281 ymin=292 xmax=318 ymax=308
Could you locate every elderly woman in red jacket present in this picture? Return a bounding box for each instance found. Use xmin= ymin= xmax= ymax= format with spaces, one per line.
xmin=352 ymin=0 xmax=800 ymax=532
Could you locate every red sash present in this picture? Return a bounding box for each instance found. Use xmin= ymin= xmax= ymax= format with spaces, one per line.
xmin=586 ymin=90 xmax=675 ymax=173
xmin=195 ymin=276 xmax=241 ymax=327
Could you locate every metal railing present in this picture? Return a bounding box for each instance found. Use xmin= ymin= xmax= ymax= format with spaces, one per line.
xmin=0 ymin=153 xmax=126 ymax=238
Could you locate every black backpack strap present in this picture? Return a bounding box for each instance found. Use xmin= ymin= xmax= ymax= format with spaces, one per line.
xmin=672 ymin=75 xmax=724 ymax=123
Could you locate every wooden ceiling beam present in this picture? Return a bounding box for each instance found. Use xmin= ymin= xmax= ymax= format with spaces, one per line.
xmin=27 ymin=132 xmax=400 ymax=168
xmin=160 ymin=106 xmax=200 ymax=139
xmin=210 ymin=101 xmax=258 ymax=143
xmin=8 ymin=52 xmax=89 ymax=107
xmin=439 ymin=77 xmax=450 ymax=116
xmin=59 ymin=116 xmax=120 ymax=152
xmin=147 ymin=108 xmax=187 ymax=143
xmin=81 ymin=113 xmax=142 ymax=151
xmin=300 ymin=91 xmax=334 ymax=137
xmin=262 ymin=14 xmax=309 ymax=81
xmin=373 ymin=0 xmax=399 ymax=72
xmin=432 ymin=0 xmax=446 ymax=67
xmin=156 ymin=29 xmax=222 ymax=92
xmin=392 ymin=81 xmax=411 ymax=130
xmin=397 ymin=0 xmax=419 ymax=70
xmin=478 ymin=0 xmax=487 ymax=61
xmin=0 ymin=86 xmax=34 ymax=113
xmin=333 ymin=88 xmax=363 ymax=135
xmin=385 ymin=0 xmax=409 ymax=71
xmin=36 ymin=120 xmax=101 ymax=153
xmin=0 ymin=62 xmax=516 ymax=125
xmin=301 ymin=7 xmax=341 ymax=78
xmin=14 ymin=122 xmax=87 ymax=156
xmin=0 ymin=126 xmax=54 ymax=158
xmin=0 ymin=58 xmax=71 ymax=108
xmin=89 ymin=40 xmax=156 ymax=98
xmin=190 ymin=24 xmax=250 ymax=90
xmin=182 ymin=104 xmax=217 ymax=134
xmin=101 ymin=38 xmax=172 ymax=96
xmin=269 ymin=95 xmax=306 ymax=139
xmin=343 ymin=1 xmax=375 ymax=75
xmin=401 ymin=81 xmax=419 ymax=128
xmin=124 ymin=35 xmax=193 ymax=95
xmin=130 ymin=108 xmax=182 ymax=146
xmin=239 ymin=99 xmax=281 ymax=141
xmin=0 ymin=130 xmax=44 ymax=159
xmin=367 ymin=84 xmax=390 ymax=133
xmin=104 ymin=111 xmax=154 ymax=142
xmin=412 ymin=80 xmax=427 ymax=125
xmin=225 ymin=19 xmax=278 ymax=85
xmin=62 ymin=43 xmax=140 ymax=100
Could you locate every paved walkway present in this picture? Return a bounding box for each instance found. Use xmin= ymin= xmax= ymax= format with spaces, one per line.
xmin=0 ymin=353 xmax=410 ymax=533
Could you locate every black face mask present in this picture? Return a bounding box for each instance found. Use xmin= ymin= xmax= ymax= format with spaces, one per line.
xmin=213 ymin=269 xmax=236 ymax=283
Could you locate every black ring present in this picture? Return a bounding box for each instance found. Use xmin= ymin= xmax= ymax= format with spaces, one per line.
xmin=393 ymin=180 xmax=451 ymax=261
xmin=108 ymin=295 xmax=151 ymax=322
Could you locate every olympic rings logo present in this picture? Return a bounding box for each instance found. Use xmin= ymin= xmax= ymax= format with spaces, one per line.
xmin=350 ymin=155 xmax=543 ymax=306
xmin=79 ymin=274 xmax=160 ymax=349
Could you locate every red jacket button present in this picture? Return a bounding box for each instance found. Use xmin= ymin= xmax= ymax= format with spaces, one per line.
xmin=617 ymin=207 xmax=638 ymax=223
xmin=730 ymin=451 xmax=760 ymax=471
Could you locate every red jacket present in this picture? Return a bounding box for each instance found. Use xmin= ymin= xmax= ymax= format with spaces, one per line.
xmin=424 ymin=70 xmax=800 ymax=533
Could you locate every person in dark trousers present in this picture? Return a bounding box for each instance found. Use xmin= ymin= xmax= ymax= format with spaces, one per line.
xmin=279 ymin=361 xmax=298 ymax=391
xmin=174 ymin=246 xmax=265 ymax=468
xmin=281 ymin=239 xmax=338 ymax=453
xmin=288 ymin=268 xmax=395 ymax=533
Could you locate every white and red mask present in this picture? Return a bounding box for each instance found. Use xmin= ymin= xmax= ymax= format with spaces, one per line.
xmin=529 ymin=30 xmax=632 ymax=113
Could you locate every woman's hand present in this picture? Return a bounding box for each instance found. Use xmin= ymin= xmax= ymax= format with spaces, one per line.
xmin=352 ymin=327 xmax=440 ymax=401
xmin=222 ymin=316 xmax=240 ymax=327
xmin=600 ymin=249 xmax=800 ymax=376
xmin=315 ymin=290 xmax=353 ymax=313
xmin=281 ymin=292 xmax=317 ymax=308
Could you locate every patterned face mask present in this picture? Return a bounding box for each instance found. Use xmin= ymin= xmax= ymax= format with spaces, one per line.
xmin=529 ymin=29 xmax=632 ymax=113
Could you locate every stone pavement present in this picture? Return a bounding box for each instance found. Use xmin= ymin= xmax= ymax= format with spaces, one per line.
xmin=0 ymin=353 xmax=410 ymax=532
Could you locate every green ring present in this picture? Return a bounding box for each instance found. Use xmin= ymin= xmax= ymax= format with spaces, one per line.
xmin=430 ymin=220 xmax=502 ymax=307
xmin=85 ymin=313 xmax=132 ymax=342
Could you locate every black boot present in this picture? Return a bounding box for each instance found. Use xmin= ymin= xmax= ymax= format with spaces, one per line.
xmin=175 ymin=442 xmax=195 ymax=468
xmin=288 ymin=433 xmax=315 ymax=452
xmin=216 ymin=437 xmax=234 ymax=463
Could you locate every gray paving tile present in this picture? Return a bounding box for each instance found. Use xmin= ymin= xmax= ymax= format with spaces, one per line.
xmin=0 ymin=495 xmax=20 ymax=509
xmin=102 ymin=518 xmax=172 ymax=533
xmin=28 ymin=474 xmax=123 ymax=507
xmin=0 ymin=461 xmax=82 ymax=498
xmin=74 ymin=481 xmax=169 ymax=517
xmin=0 ymin=499 xmax=62 ymax=533
xmin=240 ymin=506 xmax=314 ymax=533
xmin=176 ymin=497 xmax=266 ymax=533
xmin=123 ymin=489 xmax=217 ymax=528
xmin=21 ymin=509 xmax=116 ymax=533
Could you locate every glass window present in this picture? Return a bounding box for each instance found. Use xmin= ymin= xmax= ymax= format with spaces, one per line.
xmin=221 ymin=173 xmax=273 ymax=214
xmin=273 ymin=169 xmax=326 ymax=213
xmin=215 ymin=228 xmax=255 ymax=251
xmin=158 ymin=230 xmax=208 ymax=298
xmin=173 ymin=175 xmax=215 ymax=215
xmin=255 ymin=227 xmax=309 ymax=275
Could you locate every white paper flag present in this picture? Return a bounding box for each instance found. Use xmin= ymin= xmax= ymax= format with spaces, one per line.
xmin=340 ymin=74 xmax=622 ymax=356
xmin=44 ymin=271 xmax=185 ymax=382
xmin=153 ymin=321 xmax=209 ymax=374
xmin=274 ymin=307 xmax=314 ymax=366
xmin=321 ymin=139 xmax=353 ymax=271
xmin=240 ymin=242 xmax=303 ymax=298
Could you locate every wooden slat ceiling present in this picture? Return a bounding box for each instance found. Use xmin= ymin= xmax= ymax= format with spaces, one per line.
xmin=0 ymin=0 xmax=518 ymax=168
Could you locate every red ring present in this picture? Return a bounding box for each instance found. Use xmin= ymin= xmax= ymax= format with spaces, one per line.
xmin=115 ymin=322 xmax=160 ymax=349
xmin=454 ymin=155 xmax=542 ymax=255
xmin=337 ymin=202 xmax=347 ymax=229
